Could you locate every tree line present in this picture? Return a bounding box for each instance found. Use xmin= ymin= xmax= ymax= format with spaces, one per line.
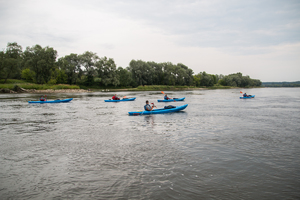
xmin=0 ymin=42 xmax=261 ymax=87
xmin=262 ymin=81 xmax=300 ymax=87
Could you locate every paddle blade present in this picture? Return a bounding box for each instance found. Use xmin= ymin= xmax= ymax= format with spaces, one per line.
xmin=123 ymin=96 xmax=127 ymax=98
xmin=240 ymin=91 xmax=243 ymax=93
xmin=161 ymin=91 xmax=165 ymax=94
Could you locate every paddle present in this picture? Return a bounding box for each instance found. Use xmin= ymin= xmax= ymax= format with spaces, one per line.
xmin=151 ymin=103 xmax=157 ymax=109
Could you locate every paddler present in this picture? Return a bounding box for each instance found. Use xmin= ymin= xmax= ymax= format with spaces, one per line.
xmin=40 ymin=95 xmax=47 ymax=101
xmin=112 ymin=94 xmax=120 ymax=100
xmin=144 ymin=100 xmax=155 ymax=111
xmin=164 ymin=94 xmax=171 ymax=100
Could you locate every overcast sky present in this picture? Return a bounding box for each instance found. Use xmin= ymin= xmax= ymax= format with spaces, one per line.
xmin=1 ymin=0 xmax=299 ymax=82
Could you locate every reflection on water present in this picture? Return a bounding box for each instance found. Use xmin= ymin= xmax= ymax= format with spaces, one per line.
xmin=144 ymin=115 xmax=155 ymax=127
xmin=0 ymin=88 xmax=300 ymax=199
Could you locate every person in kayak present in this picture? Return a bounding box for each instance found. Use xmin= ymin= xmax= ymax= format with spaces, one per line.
xmin=144 ymin=100 xmax=155 ymax=111
xmin=164 ymin=94 xmax=171 ymax=100
xmin=40 ymin=95 xmax=47 ymax=101
xmin=112 ymin=94 xmax=120 ymax=100
xmin=243 ymin=93 xmax=248 ymax=97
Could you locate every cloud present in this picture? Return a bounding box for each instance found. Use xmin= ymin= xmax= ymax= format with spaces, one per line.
xmin=0 ymin=0 xmax=299 ymax=81
xmin=93 ymin=0 xmax=300 ymax=50
xmin=2 ymin=0 xmax=299 ymax=50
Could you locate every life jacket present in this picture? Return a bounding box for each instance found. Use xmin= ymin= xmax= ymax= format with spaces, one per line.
xmin=164 ymin=96 xmax=169 ymax=100
xmin=40 ymin=98 xmax=45 ymax=101
xmin=144 ymin=104 xmax=152 ymax=111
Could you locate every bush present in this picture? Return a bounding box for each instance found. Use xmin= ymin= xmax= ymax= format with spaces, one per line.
xmin=21 ymin=69 xmax=35 ymax=82
xmin=48 ymin=79 xmax=57 ymax=84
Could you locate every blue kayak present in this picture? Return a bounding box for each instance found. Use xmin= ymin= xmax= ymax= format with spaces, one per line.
xmin=157 ymin=97 xmax=185 ymax=102
xmin=128 ymin=104 xmax=188 ymax=115
xmin=28 ymin=98 xmax=73 ymax=103
xmin=105 ymin=97 xmax=136 ymax=102
xmin=240 ymin=95 xmax=255 ymax=99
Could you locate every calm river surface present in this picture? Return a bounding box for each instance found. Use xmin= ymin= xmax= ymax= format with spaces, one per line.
xmin=0 ymin=88 xmax=300 ymax=200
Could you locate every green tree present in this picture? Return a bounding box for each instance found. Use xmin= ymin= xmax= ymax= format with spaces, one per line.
xmin=161 ymin=62 xmax=176 ymax=85
xmin=50 ymin=68 xmax=67 ymax=84
xmin=0 ymin=51 xmax=5 ymax=80
xmin=148 ymin=61 xmax=164 ymax=85
xmin=95 ymin=57 xmax=119 ymax=86
xmin=200 ymin=71 xmax=214 ymax=86
xmin=176 ymin=63 xmax=194 ymax=86
xmin=117 ymin=67 xmax=132 ymax=87
xmin=23 ymin=45 xmax=57 ymax=84
xmin=193 ymin=73 xmax=201 ymax=86
xmin=174 ymin=66 xmax=186 ymax=85
xmin=21 ymin=68 xmax=35 ymax=82
xmin=57 ymin=53 xmax=82 ymax=85
xmin=218 ymin=72 xmax=261 ymax=87
xmin=0 ymin=42 xmax=23 ymax=83
xmin=79 ymin=51 xmax=99 ymax=86
xmin=129 ymin=60 xmax=154 ymax=86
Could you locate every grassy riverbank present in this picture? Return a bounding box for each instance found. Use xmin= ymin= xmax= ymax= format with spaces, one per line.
xmin=0 ymin=79 xmax=80 ymax=90
xmin=106 ymin=85 xmax=235 ymax=91
xmin=0 ymin=79 xmax=241 ymax=93
xmin=128 ymin=85 xmax=198 ymax=91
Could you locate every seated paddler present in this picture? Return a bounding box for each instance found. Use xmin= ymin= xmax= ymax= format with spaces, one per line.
xmin=40 ymin=95 xmax=47 ymax=101
xmin=112 ymin=94 xmax=120 ymax=100
xmin=164 ymin=94 xmax=171 ymax=100
xmin=144 ymin=100 xmax=154 ymax=111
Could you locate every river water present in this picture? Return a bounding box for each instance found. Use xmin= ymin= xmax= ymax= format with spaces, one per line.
xmin=0 ymin=88 xmax=299 ymax=200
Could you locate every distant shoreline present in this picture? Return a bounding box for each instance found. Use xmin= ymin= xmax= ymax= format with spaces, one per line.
xmin=0 ymin=87 xmax=222 ymax=94
xmin=2 ymin=86 xmax=297 ymax=94
xmin=0 ymin=88 xmax=91 ymax=94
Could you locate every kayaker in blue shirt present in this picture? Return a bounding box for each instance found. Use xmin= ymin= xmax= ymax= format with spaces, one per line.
xmin=144 ymin=100 xmax=155 ymax=111
xmin=243 ymin=93 xmax=248 ymax=97
xmin=164 ymin=94 xmax=171 ymax=100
